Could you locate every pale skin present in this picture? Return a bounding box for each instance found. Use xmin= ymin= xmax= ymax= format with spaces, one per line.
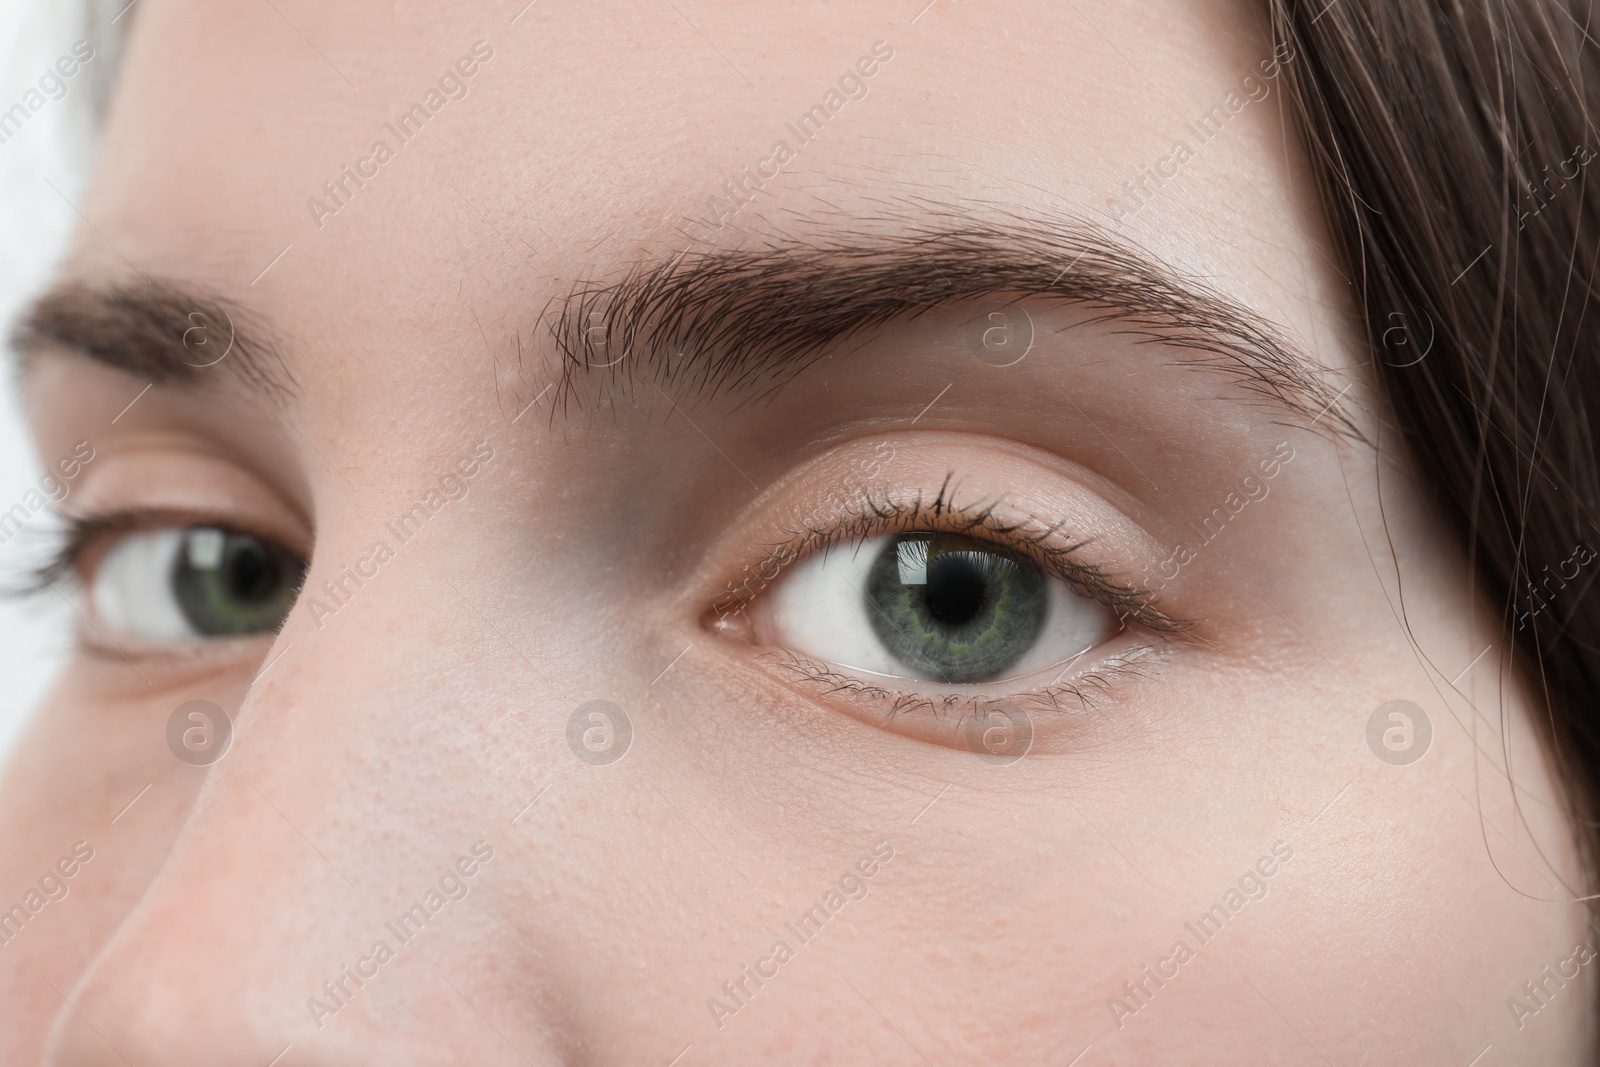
xmin=0 ymin=0 xmax=1593 ymax=1062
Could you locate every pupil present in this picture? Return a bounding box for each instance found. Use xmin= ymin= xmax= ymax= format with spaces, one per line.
xmin=924 ymin=555 xmax=987 ymax=624
xmin=224 ymin=539 xmax=278 ymax=602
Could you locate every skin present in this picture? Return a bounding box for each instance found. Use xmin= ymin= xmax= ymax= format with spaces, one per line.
xmin=0 ymin=0 xmax=1593 ymax=1062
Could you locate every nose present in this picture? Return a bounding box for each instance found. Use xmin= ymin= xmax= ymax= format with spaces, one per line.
xmin=42 ymin=610 xmax=567 ymax=1065
xmin=42 ymin=771 xmax=350 ymax=1063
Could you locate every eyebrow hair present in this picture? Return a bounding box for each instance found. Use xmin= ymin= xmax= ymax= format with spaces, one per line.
xmin=546 ymin=207 xmax=1360 ymax=438
xmin=11 ymin=280 xmax=294 ymax=402
xmin=12 ymin=212 xmax=1357 ymax=444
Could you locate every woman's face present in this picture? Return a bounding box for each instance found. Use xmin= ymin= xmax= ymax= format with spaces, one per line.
xmin=2 ymin=0 xmax=1591 ymax=1062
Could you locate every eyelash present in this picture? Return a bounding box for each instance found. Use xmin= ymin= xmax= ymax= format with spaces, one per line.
xmin=712 ymin=474 xmax=1194 ymax=717
xmin=714 ymin=474 xmax=1192 ymax=633
xmin=14 ymin=509 xmax=303 ymax=598
xmin=11 ymin=512 xmax=139 ymax=597
xmin=760 ymin=645 xmax=1165 ymax=723
xmin=27 ymin=484 xmax=1186 ymax=710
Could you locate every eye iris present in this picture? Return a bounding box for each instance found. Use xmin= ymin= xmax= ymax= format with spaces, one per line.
xmin=172 ymin=529 xmax=302 ymax=636
xmin=863 ymin=534 xmax=1048 ymax=683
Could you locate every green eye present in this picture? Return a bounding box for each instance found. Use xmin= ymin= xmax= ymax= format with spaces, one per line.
xmin=91 ymin=526 xmax=304 ymax=642
xmin=172 ymin=529 xmax=302 ymax=636
xmin=863 ymin=534 xmax=1048 ymax=683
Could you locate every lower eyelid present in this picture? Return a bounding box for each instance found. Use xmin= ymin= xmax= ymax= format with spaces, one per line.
xmin=748 ymin=632 xmax=1171 ymax=754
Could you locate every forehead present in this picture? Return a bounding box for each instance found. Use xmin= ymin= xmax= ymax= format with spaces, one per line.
xmin=70 ymin=0 xmax=1341 ymax=385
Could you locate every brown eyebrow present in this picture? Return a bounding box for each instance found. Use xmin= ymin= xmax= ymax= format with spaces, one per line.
xmin=544 ymin=207 xmax=1361 ymax=439
xmin=10 ymin=280 xmax=294 ymax=402
xmin=13 ymin=213 xmax=1356 ymax=444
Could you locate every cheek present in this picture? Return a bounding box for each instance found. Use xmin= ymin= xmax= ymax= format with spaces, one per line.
xmin=0 ymin=675 xmax=221 ymax=1062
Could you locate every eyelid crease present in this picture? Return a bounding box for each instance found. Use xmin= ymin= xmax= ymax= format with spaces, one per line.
xmin=710 ymin=471 xmax=1196 ymax=637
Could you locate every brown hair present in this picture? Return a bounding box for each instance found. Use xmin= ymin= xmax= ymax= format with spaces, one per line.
xmin=1271 ymin=0 xmax=1600 ymax=916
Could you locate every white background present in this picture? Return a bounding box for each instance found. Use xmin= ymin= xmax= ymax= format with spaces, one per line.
xmin=0 ymin=1 xmax=105 ymax=761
